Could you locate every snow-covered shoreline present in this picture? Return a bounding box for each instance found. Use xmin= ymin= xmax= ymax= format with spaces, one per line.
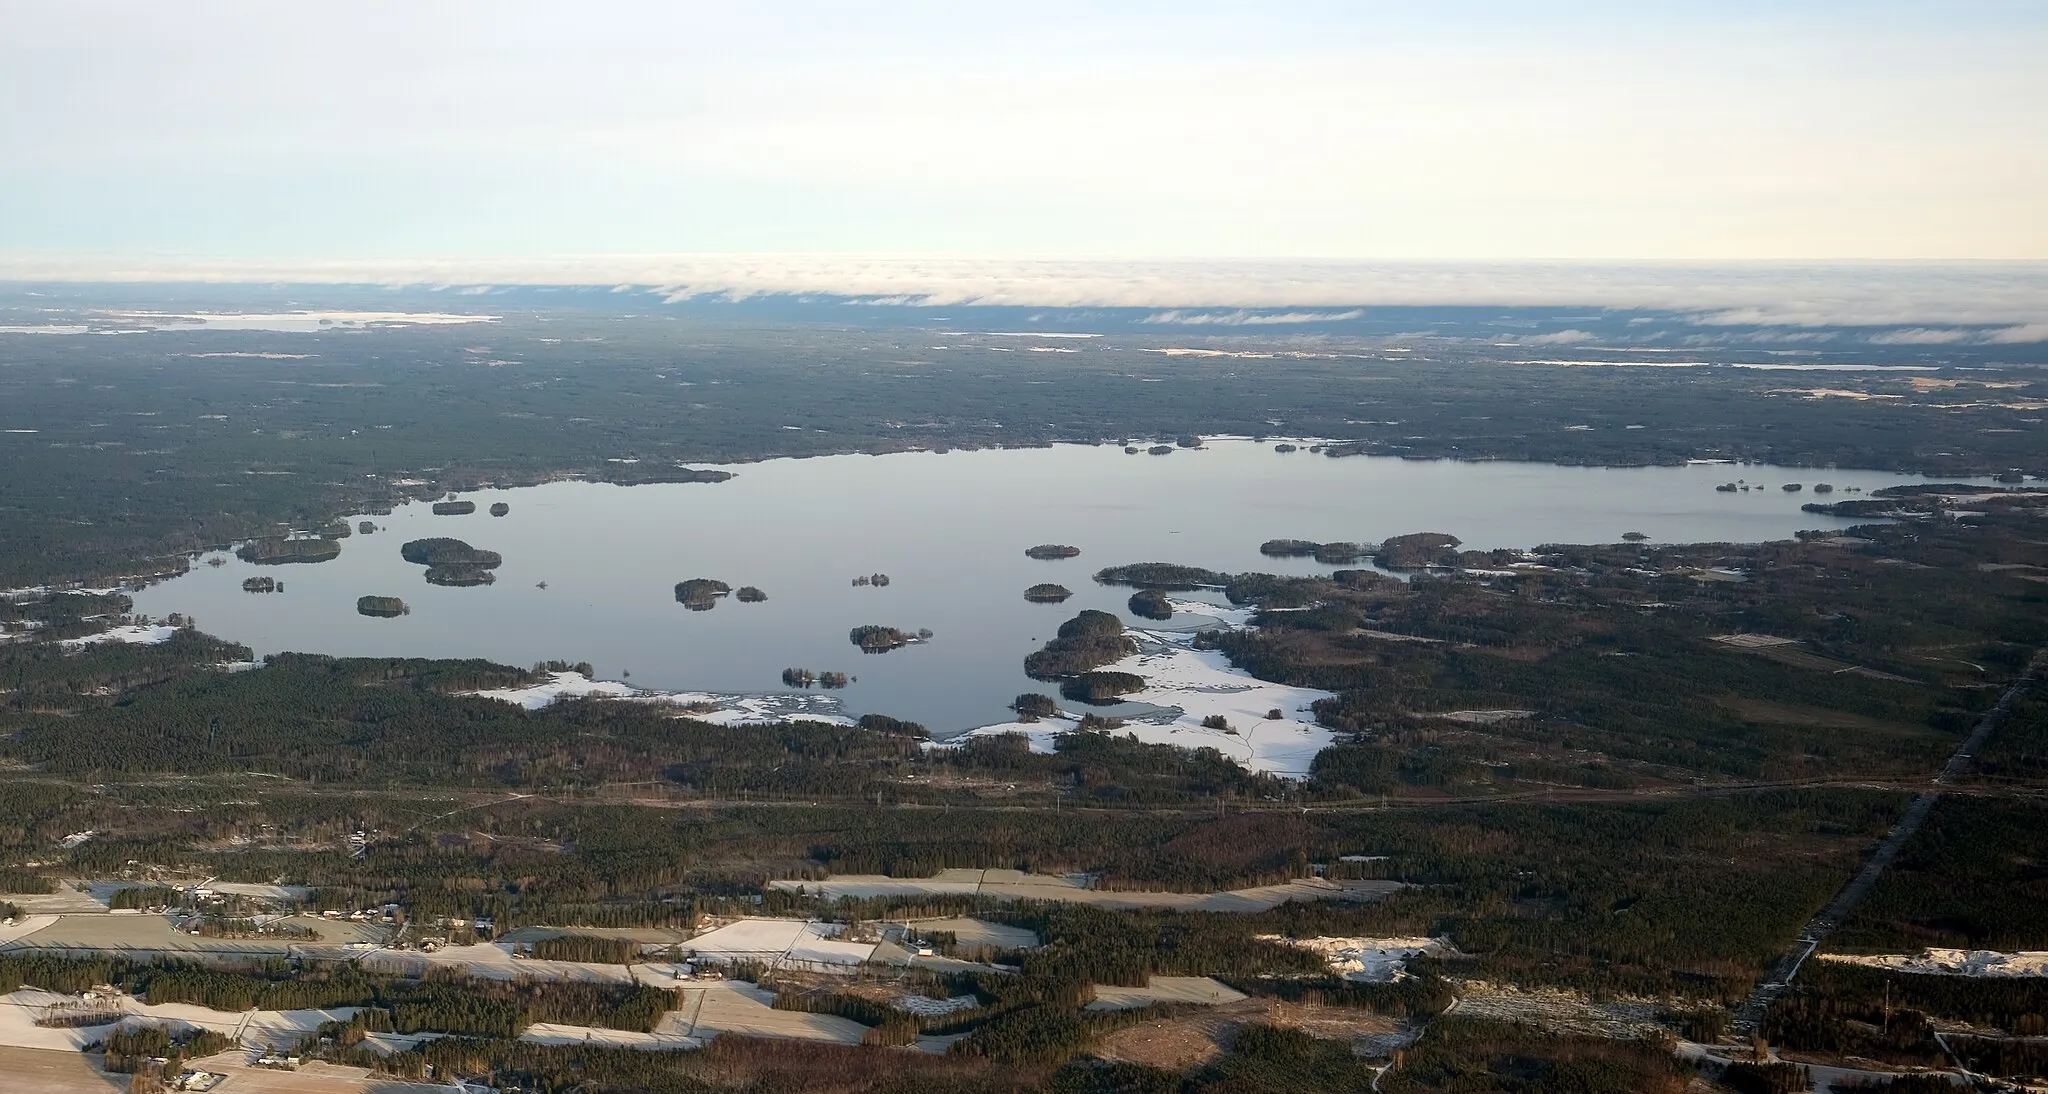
xmin=940 ymin=599 xmax=1335 ymax=777
xmin=469 ymin=670 xmax=854 ymax=726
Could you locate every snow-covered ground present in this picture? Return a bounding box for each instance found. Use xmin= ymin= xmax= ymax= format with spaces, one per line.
xmin=892 ymin=994 xmax=981 ymax=1017
xmin=686 ymin=918 xmax=876 ymax=970
xmin=1821 ymin=949 xmax=2048 ymax=978
xmin=942 ymin=627 xmax=1335 ymax=777
xmin=469 ymin=671 xmax=853 ymax=726
xmin=58 ymin=623 xmax=179 ymax=648
xmin=1260 ymin=936 xmax=1454 ymax=983
xmin=0 ymin=987 xmax=359 ymax=1055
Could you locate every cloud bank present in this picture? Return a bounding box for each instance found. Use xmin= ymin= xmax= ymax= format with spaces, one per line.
xmin=4 ymin=256 xmax=2047 ymax=328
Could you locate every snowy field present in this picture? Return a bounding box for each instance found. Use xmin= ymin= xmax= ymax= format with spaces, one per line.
xmin=771 ymin=868 xmax=1400 ymax=912
xmin=1821 ymin=949 xmax=2048 ymax=977
xmin=686 ymin=918 xmax=876 ymax=969
xmin=1086 ymin=977 xmax=1246 ymax=1010
xmin=0 ymin=987 xmax=360 ymax=1055
xmin=58 ymin=623 xmax=179 ymax=648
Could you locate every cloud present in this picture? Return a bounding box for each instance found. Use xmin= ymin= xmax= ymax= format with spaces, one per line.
xmin=1986 ymin=323 xmax=2048 ymax=343
xmin=3 ymin=256 xmax=2047 ymax=328
xmin=1524 ymin=329 xmax=1596 ymax=345
xmin=1141 ymin=309 xmax=1366 ymax=325
xmin=1866 ymin=327 xmax=1974 ymax=344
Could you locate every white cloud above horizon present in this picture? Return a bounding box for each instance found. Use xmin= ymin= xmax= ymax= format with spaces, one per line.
xmin=1 ymin=2 xmax=2044 ymax=264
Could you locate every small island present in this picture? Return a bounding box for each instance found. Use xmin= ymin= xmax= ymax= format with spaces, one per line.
xmin=401 ymin=538 xmax=504 ymax=587
xmin=1013 ymin=693 xmax=1058 ymax=720
xmin=1782 ymin=483 xmax=1804 ymax=492
xmin=356 ymin=595 xmax=409 ymax=617
xmin=1124 ymin=446 xmax=1140 ymax=454
xmin=489 ymin=502 xmax=510 ymax=517
xmin=1716 ymin=482 xmax=1739 ymax=492
xmin=850 ymin=624 xmax=920 ymax=653
xmin=1621 ymin=531 xmax=1650 ymax=542
xmin=1024 ymin=583 xmax=1073 ymax=604
xmin=236 ymin=537 xmax=342 ymax=565
xmin=1062 ymin=669 xmax=1147 ymax=704
xmin=1024 ymin=544 xmax=1082 ymax=560
xmin=1127 ymin=589 xmax=1173 ymax=620
xmin=432 ymin=500 xmax=477 ymax=515
xmin=1092 ymin=562 xmax=1229 ymax=590
xmin=1813 ymin=483 xmax=1834 ymax=494
xmin=1147 ymin=445 xmax=1173 ymax=456
xmin=241 ymin=576 xmax=278 ymax=593
xmin=357 ymin=521 xmax=377 ymax=534
xmin=1025 ymin=609 xmax=1137 ymax=679
xmin=1259 ymin=539 xmax=1319 ymax=557
xmin=1274 ymin=443 xmax=1298 ymax=453
xmin=675 ymin=578 xmax=732 ymax=610
xmin=735 ymin=586 xmax=768 ymax=602
xmin=852 ymin=573 xmax=892 ymax=587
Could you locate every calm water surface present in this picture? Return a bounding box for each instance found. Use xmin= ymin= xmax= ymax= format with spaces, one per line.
xmin=134 ymin=441 xmax=1978 ymax=733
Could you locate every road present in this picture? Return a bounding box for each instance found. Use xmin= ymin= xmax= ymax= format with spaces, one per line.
xmin=1730 ymin=649 xmax=2047 ymax=1036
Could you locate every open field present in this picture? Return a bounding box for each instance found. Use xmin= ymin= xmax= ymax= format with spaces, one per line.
xmin=680 ymin=980 xmax=867 ymax=1045
xmin=1087 ymin=976 xmax=1246 ymax=1010
xmin=771 ymin=868 xmax=1401 ymax=911
xmin=1093 ymin=996 xmax=1417 ymax=1071
xmin=0 ymin=1047 xmax=123 ymax=1094
xmin=895 ymin=916 xmax=1041 ymax=951
xmin=0 ymin=912 xmax=382 ymax=958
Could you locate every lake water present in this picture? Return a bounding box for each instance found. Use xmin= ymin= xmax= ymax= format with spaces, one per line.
xmin=133 ymin=441 xmax=1977 ymax=735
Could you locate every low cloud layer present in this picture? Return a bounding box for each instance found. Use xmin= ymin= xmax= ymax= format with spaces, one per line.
xmin=4 ymin=256 xmax=2047 ymax=328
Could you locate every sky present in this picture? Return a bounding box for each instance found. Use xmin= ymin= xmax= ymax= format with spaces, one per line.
xmin=2 ymin=1 xmax=2045 ymax=269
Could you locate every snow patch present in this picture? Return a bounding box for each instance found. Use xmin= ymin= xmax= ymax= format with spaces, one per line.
xmin=469 ymin=671 xmax=854 ymax=726
xmin=59 ymin=624 xmax=179 ymax=648
xmin=1260 ymin=936 xmax=1453 ymax=983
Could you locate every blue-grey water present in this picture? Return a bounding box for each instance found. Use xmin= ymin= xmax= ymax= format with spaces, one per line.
xmin=133 ymin=441 xmax=1976 ymax=733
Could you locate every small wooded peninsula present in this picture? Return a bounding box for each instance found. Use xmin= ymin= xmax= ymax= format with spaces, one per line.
xmin=1024 ymin=609 xmax=1138 ymax=679
xmin=1024 ymin=583 xmax=1073 ymax=603
xmin=1374 ymin=531 xmax=1464 ymax=569
xmin=1025 ymin=544 xmax=1081 ymax=560
xmin=400 ymin=538 xmax=503 ymax=587
xmin=356 ymin=595 xmax=409 ymax=617
xmin=674 ymin=578 xmax=731 ymax=610
xmin=1061 ymin=669 xmax=1147 ymax=704
xmin=235 ymin=536 xmax=341 ymax=565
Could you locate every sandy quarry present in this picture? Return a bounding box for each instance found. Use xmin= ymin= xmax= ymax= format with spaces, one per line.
xmin=1820 ymin=948 xmax=2048 ymax=978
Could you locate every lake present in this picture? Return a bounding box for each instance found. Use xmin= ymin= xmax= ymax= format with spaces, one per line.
xmin=133 ymin=440 xmax=1973 ymax=736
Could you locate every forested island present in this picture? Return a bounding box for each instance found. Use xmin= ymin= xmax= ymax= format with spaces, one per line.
xmin=234 ymin=536 xmax=342 ymax=565
xmin=401 ymin=537 xmax=504 ymax=586
xmin=356 ymin=595 xmax=409 ymax=617
xmin=1093 ymin=562 xmax=1229 ymax=589
xmin=849 ymin=624 xmax=922 ymax=652
xmin=1127 ymin=588 xmax=1173 ymax=620
xmin=240 ymin=576 xmax=278 ymax=593
xmin=735 ymin=585 xmax=768 ymax=602
xmin=489 ymin=501 xmax=510 ymax=516
xmin=432 ymin=500 xmax=477 ymax=515
xmin=674 ymin=578 xmax=731 ymax=610
xmin=1023 ymin=583 xmax=1072 ymax=603
xmin=1025 ymin=544 xmax=1082 ymax=560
